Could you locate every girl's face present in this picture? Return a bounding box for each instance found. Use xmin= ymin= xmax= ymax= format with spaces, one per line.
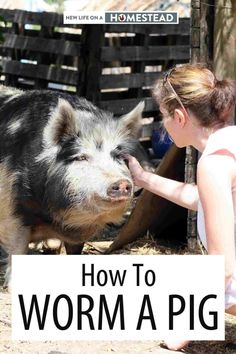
xmin=160 ymin=105 xmax=190 ymax=148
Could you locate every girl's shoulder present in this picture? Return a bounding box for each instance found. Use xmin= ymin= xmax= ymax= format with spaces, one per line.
xmin=202 ymin=125 xmax=236 ymax=159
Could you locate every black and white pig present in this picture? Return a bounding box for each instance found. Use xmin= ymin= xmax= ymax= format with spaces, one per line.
xmin=0 ymin=85 xmax=144 ymax=286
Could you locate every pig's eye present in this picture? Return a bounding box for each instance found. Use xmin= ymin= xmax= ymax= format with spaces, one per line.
xmin=111 ymin=146 xmax=126 ymax=163
xmin=114 ymin=153 xmax=125 ymax=163
xmin=73 ymin=154 xmax=88 ymax=162
xmin=118 ymin=154 xmax=125 ymax=160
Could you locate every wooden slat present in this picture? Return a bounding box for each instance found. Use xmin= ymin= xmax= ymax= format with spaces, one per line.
xmin=191 ymin=28 xmax=200 ymax=48
xmin=0 ymin=9 xmax=64 ymax=27
xmin=1 ymin=33 xmax=81 ymax=56
xmin=101 ymin=45 xmax=190 ymax=61
xmin=192 ymin=0 xmax=201 ymax=8
xmin=24 ymin=29 xmax=81 ymax=41
xmin=191 ymin=8 xmax=200 ymax=28
xmin=104 ymin=19 xmax=190 ymax=35
xmin=0 ymin=27 xmax=82 ymax=42
xmin=2 ymin=60 xmax=78 ymax=85
xmin=140 ymin=122 xmax=154 ymax=139
xmin=191 ymin=48 xmax=200 ymax=63
xmin=100 ymin=97 xmax=156 ymax=115
xmin=100 ymin=72 xmax=162 ymax=89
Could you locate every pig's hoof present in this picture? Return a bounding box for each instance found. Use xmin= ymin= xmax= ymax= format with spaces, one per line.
xmin=3 ymin=281 xmax=12 ymax=293
xmin=3 ymin=266 xmax=12 ymax=292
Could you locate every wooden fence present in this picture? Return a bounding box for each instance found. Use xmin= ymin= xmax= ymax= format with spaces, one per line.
xmin=0 ymin=9 xmax=190 ymax=143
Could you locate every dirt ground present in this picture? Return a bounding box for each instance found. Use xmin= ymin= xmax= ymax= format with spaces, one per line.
xmin=1 ymin=237 xmax=236 ymax=354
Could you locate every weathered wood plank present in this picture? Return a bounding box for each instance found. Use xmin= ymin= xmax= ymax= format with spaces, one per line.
xmin=100 ymin=97 xmax=156 ymax=115
xmin=190 ymin=47 xmax=200 ymax=63
xmin=2 ymin=60 xmax=78 ymax=85
xmin=140 ymin=122 xmax=154 ymax=139
xmin=101 ymin=45 xmax=190 ymax=61
xmin=191 ymin=8 xmax=200 ymax=28
xmin=77 ymin=25 xmax=104 ymax=103
xmin=1 ymin=33 xmax=81 ymax=56
xmin=0 ymin=9 xmax=64 ymax=27
xmin=104 ymin=19 xmax=190 ymax=35
xmin=191 ymin=27 xmax=200 ymax=47
xmin=191 ymin=0 xmax=201 ymax=8
xmin=100 ymin=72 xmax=162 ymax=89
xmin=214 ymin=0 xmax=236 ymax=123
xmin=0 ymin=27 xmax=82 ymax=42
xmin=200 ymin=0 xmax=214 ymax=64
xmin=187 ymin=0 xmax=206 ymax=250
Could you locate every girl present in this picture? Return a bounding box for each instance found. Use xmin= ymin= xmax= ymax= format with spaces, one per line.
xmin=126 ymin=63 xmax=236 ymax=351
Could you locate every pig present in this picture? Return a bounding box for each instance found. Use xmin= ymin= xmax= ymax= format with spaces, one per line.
xmin=0 ymin=85 xmax=144 ymax=287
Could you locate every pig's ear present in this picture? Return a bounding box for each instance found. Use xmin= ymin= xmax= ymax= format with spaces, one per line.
xmin=119 ymin=101 xmax=144 ymax=137
xmin=47 ymin=98 xmax=78 ymax=145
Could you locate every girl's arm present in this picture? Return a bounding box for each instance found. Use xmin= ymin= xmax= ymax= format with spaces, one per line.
xmin=197 ymin=153 xmax=236 ymax=287
xmin=127 ymin=155 xmax=199 ymax=211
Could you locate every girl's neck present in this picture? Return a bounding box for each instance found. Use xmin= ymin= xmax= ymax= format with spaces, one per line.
xmin=191 ymin=124 xmax=228 ymax=153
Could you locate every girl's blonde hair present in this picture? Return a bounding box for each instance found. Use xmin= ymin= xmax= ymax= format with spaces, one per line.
xmin=153 ymin=63 xmax=236 ymax=127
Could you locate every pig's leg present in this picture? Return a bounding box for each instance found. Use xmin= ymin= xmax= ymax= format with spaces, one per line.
xmin=31 ymin=224 xmax=85 ymax=254
xmin=1 ymin=223 xmax=30 ymax=289
xmin=64 ymin=242 xmax=84 ymax=255
xmin=0 ymin=164 xmax=30 ymax=288
xmin=55 ymin=225 xmax=99 ymax=255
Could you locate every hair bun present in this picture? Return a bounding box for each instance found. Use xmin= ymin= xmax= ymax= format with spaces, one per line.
xmin=214 ymin=78 xmax=227 ymax=88
xmin=211 ymin=79 xmax=236 ymax=123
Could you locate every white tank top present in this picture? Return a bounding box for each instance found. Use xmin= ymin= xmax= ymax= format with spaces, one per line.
xmin=197 ymin=126 xmax=236 ymax=309
xmin=197 ymin=125 xmax=236 ymax=249
xmin=197 ymin=199 xmax=236 ymax=254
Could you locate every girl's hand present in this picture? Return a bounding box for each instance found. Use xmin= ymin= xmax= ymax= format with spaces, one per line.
xmin=125 ymin=154 xmax=146 ymax=187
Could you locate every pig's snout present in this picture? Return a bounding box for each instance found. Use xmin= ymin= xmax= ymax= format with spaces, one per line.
xmin=107 ymin=179 xmax=132 ymax=199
